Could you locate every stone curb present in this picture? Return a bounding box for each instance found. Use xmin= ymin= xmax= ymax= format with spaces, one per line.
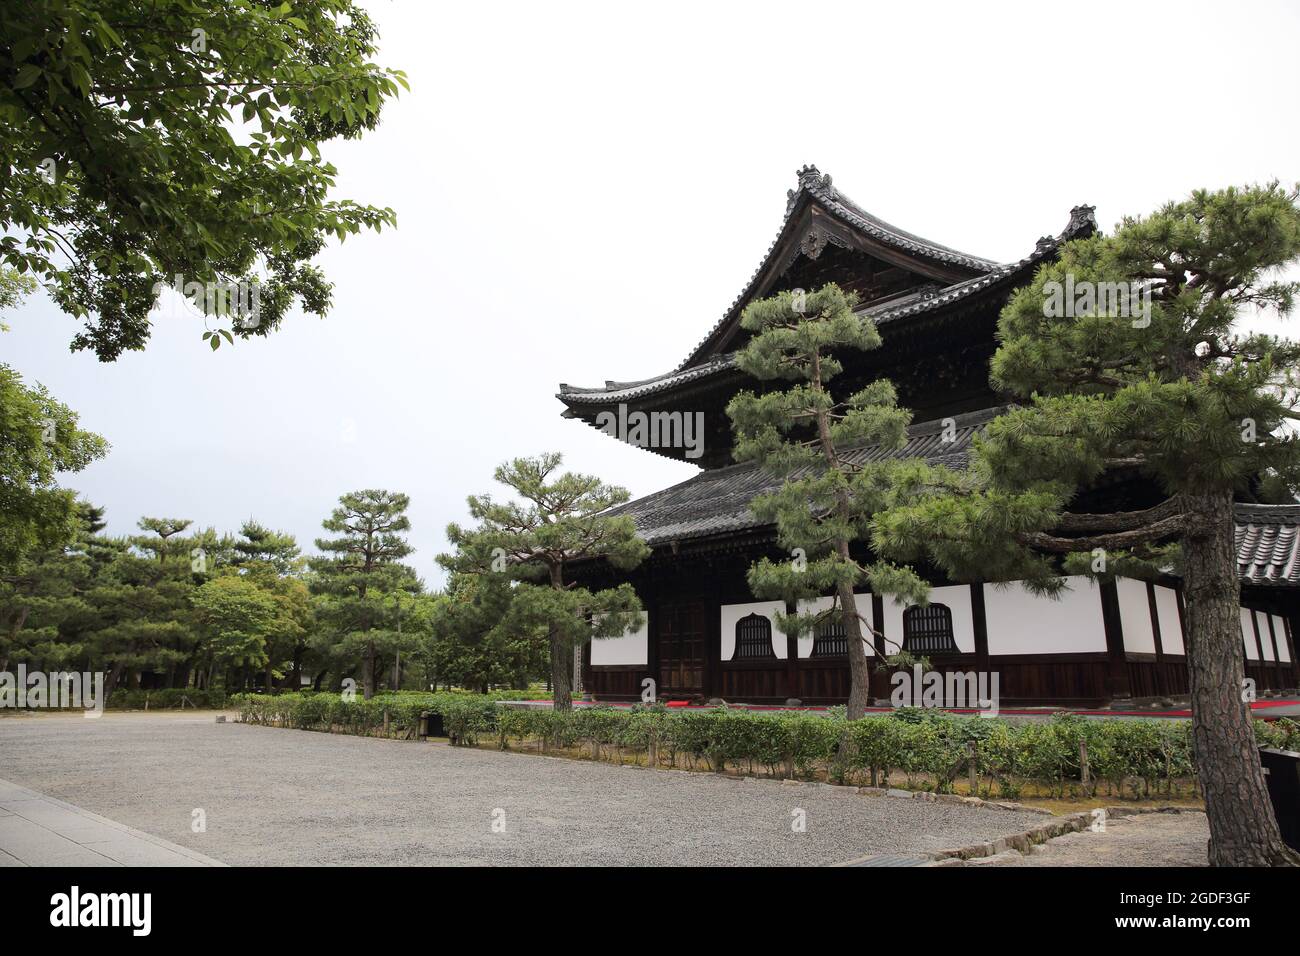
xmin=854 ymin=785 xmax=1052 ymax=816
xmin=927 ymin=804 xmax=1204 ymax=864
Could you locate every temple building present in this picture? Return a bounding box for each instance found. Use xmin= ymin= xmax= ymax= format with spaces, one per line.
xmin=557 ymin=167 xmax=1300 ymax=706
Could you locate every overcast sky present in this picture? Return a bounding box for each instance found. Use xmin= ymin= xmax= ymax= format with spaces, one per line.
xmin=4 ymin=0 xmax=1299 ymax=588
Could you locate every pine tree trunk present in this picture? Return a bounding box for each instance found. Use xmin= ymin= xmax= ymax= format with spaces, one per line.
xmin=548 ymin=563 xmax=573 ymax=711
xmin=1182 ymin=490 xmax=1299 ymax=866
xmin=839 ymin=575 xmax=872 ymax=720
xmin=363 ymin=640 xmax=375 ymax=700
xmin=550 ymin=624 xmax=572 ymax=711
xmin=104 ymin=661 xmax=124 ymax=700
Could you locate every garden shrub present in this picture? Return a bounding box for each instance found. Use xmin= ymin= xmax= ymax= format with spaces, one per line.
xmin=235 ymin=691 xmax=1257 ymax=799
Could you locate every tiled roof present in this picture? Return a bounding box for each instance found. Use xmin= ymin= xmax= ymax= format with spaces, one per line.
xmin=796 ymin=167 xmax=1000 ymax=274
xmin=1236 ymin=504 xmax=1300 ymax=586
xmin=671 ymin=166 xmax=1092 ymax=374
xmin=609 ymin=409 xmax=991 ymax=546
xmin=559 ymin=353 xmax=739 ymax=407
xmin=611 ymin=432 xmax=1300 ymax=590
xmin=557 ymin=169 xmax=1097 ymax=409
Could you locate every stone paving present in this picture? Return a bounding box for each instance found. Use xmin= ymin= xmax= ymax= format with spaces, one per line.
xmin=0 ymin=711 xmax=1049 ymax=866
xmin=0 ymin=777 xmax=224 ymax=867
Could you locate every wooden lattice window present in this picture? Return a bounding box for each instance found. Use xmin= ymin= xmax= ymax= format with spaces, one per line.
xmin=811 ymin=616 xmax=848 ymax=658
xmin=733 ymin=613 xmax=776 ymax=660
xmin=902 ymin=604 xmax=958 ymax=654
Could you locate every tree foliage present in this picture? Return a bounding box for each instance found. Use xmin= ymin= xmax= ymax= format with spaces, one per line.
xmin=727 ymin=284 xmax=923 ymax=717
xmin=310 ymin=489 xmax=420 ymax=699
xmin=0 ymin=363 xmax=108 ymax=573
xmin=0 ymin=0 xmax=407 ymax=358
xmin=440 ymin=453 xmax=648 ymax=710
xmin=871 ymin=183 xmax=1300 ymax=866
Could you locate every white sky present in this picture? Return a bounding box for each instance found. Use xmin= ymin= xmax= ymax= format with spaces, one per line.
xmin=4 ymin=0 xmax=1299 ymax=589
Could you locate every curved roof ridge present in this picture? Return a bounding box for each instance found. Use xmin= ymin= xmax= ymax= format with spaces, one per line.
xmin=795 ymin=166 xmax=1000 ymax=272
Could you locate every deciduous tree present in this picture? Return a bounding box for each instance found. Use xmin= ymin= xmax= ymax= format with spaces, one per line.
xmin=0 ymin=0 xmax=407 ymax=358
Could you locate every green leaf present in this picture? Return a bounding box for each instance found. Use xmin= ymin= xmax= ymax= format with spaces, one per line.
xmin=13 ymin=64 xmax=42 ymax=89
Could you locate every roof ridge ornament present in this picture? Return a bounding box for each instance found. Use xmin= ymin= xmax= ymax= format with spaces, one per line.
xmin=787 ymin=165 xmax=836 ymax=215
xmin=1068 ymin=204 xmax=1097 ymax=231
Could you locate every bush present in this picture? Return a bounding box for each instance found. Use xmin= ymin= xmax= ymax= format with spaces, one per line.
xmin=108 ymin=688 xmax=229 ymax=710
xmin=235 ymin=692 xmax=1227 ymax=799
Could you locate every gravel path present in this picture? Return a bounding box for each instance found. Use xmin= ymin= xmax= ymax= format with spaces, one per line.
xmin=0 ymin=712 xmax=1048 ymax=866
xmin=962 ymin=811 xmax=1210 ymax=867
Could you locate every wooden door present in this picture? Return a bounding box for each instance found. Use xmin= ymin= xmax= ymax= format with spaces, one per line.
xmin=658 ymin=601 xmax=706 ymax=695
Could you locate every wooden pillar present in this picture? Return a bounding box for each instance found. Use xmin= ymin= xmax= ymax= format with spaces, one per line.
xmin=1099 ymin=580 xmax=1132 ymax=702
xmin=870 ymin=593 xmax=888 ymax=702
xmin=704 ymin=565 xmax=721 ymax=700
xmin=646 ymin=593 xmax=660 ymax=700
xmin=784 ymin=600 xmax=799 ymax=702
xmin=969 ymin=582 xmax=990 ymax=674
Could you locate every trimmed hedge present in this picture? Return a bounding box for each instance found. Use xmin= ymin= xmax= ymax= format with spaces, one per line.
xmin=235 ymin=691 xmax=503 ymax=744
xmin=107 ymin=688 xmax=230 ymax=710
xmin=496 ymin=705 xmax=1300 ymax=798
xmin=234 ymin=693 xmax=1300 ymax=799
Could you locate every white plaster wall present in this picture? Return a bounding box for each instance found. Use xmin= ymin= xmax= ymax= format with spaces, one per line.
xmin=590 ymin=613 xmax=647 ymax=666
xmin=1153 ymin=585 xmax=1185 ymax=656
xmin=1272 ymin=615 xmax=1293 ymax=662
xmin=1257 ymin=611 xmax=1275 ymax=661
xmin=720 ymin=601 xmax=786 ymax=660
xmin=1240 ymin=608 xmax=1259 ymax=659
xmin=795 ymin=595 xmax=875 ymax=658
xmin=882 ymin=597 xmax=905 ymax=657
xmin=984 ymin=576 xmax=1108 ymax=655
xmin=1117 ymin=579 xmax=1156 ymax=654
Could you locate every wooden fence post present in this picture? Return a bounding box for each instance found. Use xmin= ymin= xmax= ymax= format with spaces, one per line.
xmin=968 ymin=740 xmax=978 ymax=796
xmin=1080 ymin=738 xmax=1090 ymax=790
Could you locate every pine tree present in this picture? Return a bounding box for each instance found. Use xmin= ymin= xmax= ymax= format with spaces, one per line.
xmin=873 ymin=183 xmax=1300 ymax=866
xmin=440 ymin=453 xmax=648 ymax=710
xmin=132 ymin=518 xmax=192 ymax=562
xmin=726 ymin=284 xmax=927 ymax=718
xmin=310 ymin=490 xmax=416 ymax=700
xmin=234 ymin=520 xmax=302 ymax=575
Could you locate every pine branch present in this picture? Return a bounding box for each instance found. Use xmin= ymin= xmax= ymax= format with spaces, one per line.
xmin=1054 ymin=497 xmax=1185 ymax=533
xmin=1017 ymin=512 xmax=1186 ymax=553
